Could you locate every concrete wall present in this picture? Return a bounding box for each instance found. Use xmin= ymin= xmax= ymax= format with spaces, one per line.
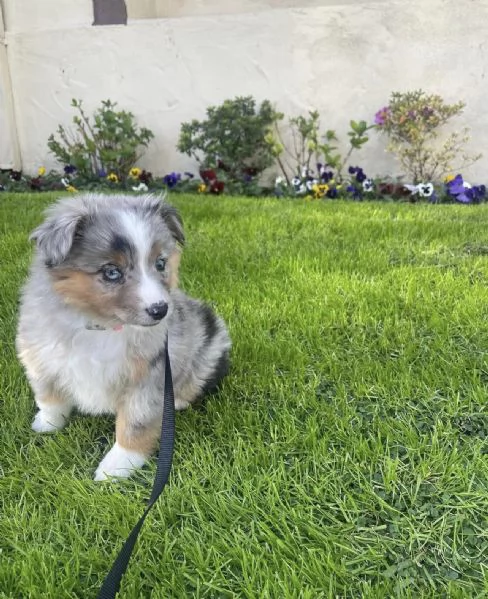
xmin=2 ymin=0 xmax=487 ymax=181
xmin=0 ymin=2 xmax=20 ymax=168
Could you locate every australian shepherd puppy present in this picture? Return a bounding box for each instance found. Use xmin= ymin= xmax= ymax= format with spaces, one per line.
xmin=16 ymin=193 xmax=231 ymax=480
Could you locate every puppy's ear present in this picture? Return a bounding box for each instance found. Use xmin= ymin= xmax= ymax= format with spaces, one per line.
xmin=30 ymin=207 xmax=86 ymax=267
xmin=160 ymin=204 xmax=185 ymax=246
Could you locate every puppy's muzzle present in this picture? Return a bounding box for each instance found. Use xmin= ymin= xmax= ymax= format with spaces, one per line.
xmin=146 ymin=301 xmax=168 ymax=321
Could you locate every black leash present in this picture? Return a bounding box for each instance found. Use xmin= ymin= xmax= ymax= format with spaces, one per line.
xmin=97 ymin=338 xmax=175 ymax=599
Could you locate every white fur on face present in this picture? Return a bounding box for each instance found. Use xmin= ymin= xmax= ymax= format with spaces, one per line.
xmin=119 ymin=211 xmax=170 ymax=311
xmin=94 ymin=442 xmax=147 ymax=481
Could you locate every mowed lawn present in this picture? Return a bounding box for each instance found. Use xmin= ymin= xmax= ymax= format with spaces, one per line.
xmin=1 ymin=192 xmax=488 ymax=598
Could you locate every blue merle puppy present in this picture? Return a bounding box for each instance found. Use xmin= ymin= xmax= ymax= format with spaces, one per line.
xmin=16 ymin=193 xmax=231 ymax=480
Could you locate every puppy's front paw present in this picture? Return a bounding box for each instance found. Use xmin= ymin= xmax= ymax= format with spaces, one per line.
xmin=32 ymin=409 xmax=68 ymax=433
xmin=94 ymin=442 xmax=147 ymax=481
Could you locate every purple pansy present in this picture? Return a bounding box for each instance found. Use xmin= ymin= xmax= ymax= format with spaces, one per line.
xmin=64 ymin=165 xmax=77 ymax=175
xmin=162 ymin=172 xmax=182 ymax=188
xmin=349 ymin=166 xmax=367 ymax=183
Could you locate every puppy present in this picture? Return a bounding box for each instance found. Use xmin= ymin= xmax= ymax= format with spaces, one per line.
xmin=16 ymin=193 xmax=231 ymax=480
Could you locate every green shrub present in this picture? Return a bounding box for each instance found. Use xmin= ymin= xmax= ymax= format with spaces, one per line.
xmin=266 ymin=110 xmax=373 ymax=184
xmin=375 ymin=90 xmax=481 ymax=183
xmin=177 ymin=96 xmax=283 ymax=183
xmin=47 ymin=99 xmax=154 ymax=180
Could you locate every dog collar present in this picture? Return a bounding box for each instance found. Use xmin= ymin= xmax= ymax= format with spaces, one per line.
xmin=85 ymin=322 xmax=124 ymax=331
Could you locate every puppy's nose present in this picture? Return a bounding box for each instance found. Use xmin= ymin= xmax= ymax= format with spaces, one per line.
xmin=146 ymin=301 xmax=168 ymax=321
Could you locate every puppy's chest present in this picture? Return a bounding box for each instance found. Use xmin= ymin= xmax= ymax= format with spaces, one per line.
xmin=56 ymin=331 xmax=132 ymax=413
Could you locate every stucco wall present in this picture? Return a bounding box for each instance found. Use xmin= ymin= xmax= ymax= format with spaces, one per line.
xmin=2 ymin=0 xmax=488 ymax=181
xmin=0 ymin=2 xmax=19 ymax=168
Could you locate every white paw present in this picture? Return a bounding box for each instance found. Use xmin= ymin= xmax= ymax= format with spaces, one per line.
xmin=175 ymin=399 xmax=190 ymax=411
xmin=94 ymin=442 xmax=147 ymax=481
xmin=32 ymin=409 xmax=68 ymax=433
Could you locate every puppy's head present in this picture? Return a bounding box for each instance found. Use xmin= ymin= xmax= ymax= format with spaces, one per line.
xmin=31 ymin=193 xmax=184 ymax=327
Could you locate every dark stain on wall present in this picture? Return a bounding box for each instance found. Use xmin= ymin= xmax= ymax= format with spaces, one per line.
xmin=93 ymin=0 xmax=128 ymax=25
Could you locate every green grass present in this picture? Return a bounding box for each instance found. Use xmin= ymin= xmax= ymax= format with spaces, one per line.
xmin=2 ymin=193 xmax=488 ymax=598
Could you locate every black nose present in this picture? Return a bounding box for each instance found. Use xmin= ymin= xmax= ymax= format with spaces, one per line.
xmin=146 ymin=302 xmax=168 ymax=321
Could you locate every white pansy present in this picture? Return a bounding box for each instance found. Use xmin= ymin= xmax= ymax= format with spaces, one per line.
xmin=363 ymin=178 xmax=374 ymax=192
xmin=132 ymin=183 xmax=149 ymax=192
xmin=418 ymin=183 xmax=434 ymax=197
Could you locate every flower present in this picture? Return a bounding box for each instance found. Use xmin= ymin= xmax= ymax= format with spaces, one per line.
xmin=312 ymin=183 xmax=329 ymax=199
xmin=275 ymin=176 xmax=285 ymax=186
xmin=129 ymin=167 xmax=142 ymax=179
xmin=466 ymin=185 xmax=486 ymax=203
xmin=9 ymin=170 xmax=22 ymax=181
xmin=347 ymin=184 xmax=362 ymax=200
xmin=291 ymin=176 xmax=301 ymax=188
xmin=184 ymin=172 xmax=195 ymax=179
xmin=349 ymin=166 xmax=367 ymax=183
xmin=37 ymin=166 xmax=46 ymax=177
xmin=64 ymin=164 xmax=77 ymax=175
xmin=61 ymin=177 xmax=70 ymax=188
xmin=30 ymin=177 xmax=43 ymax=190
xmin=200 ymin=169 xmax=217 ymax=183
xmin=162 ymin=172 xmax=181 ymax=188
xmin=66 ymin=185 xmax=78 ymax=193
xmin=138 ymin=170 xmax=153 ymax=184
xmin=210 ymin=180 xmax=225 ymax=194
xmin=326 ymin=187 xmax=338 ymax=199
xmin=197 ymin=183 xmax=207 ymax=193
xmin=306 ymin=179 xmax=318 ymax=191
xmin=362 ymin=179 xmax=374 ymax=192
xmin=418 ymin=183 xmax=434 ymax=197
xmin=98 ymin=168 xmax=107 ymax=178
xmin=446 ymin=174 xmax=475 ymax=203
xmin=374 ymin=106 xmax=391 ymax=126
xmin=132 ymin=182 xmax=149 ymax=192
xmin=107 ymin=173 xmax=119 ymax=183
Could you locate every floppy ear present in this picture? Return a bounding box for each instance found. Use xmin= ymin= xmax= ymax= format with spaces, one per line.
xmin=160 ymin=204 xmax=185 ymax=246
xmin=30 ymin=207 xmax=86 ymax=267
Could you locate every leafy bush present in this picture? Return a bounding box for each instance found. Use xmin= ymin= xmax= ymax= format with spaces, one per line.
xmin=375 ymin=90 xmax=481 ymax=183
xmin=266 ymin=110 xmax=373 ymax=184
xmin=177 ymin=96 xmax=283 ymax=184
xmin=47 ymin=99 xmax=154 ymax=180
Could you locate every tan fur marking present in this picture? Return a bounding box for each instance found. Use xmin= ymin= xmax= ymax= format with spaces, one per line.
xmin=17 ymin=342 xmax=43 ymax=379
xmin=109 ymin=251 xmax=129 ymax=269
xmin=52 ymin=270 xmax=117 ymax=316
xmin=129 ymin=356 xmax=149 ymax=384
xmin=37 ymin=391 xmax=66 ymax=406
xmin=167 ymin=250 xmax=181 ymax=289
xmin=116 ymin=411 xmax=160 ymax=455
xmin=149 ymin=241 xmax=164 ymax=263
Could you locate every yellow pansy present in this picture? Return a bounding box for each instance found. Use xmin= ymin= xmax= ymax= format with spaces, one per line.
xmin=107 ymin=173 xmax=119 ymax=183
xmin=444 ymin=174 xmax=455 ymax=183
xmin=129 ymin=167 xmax=142 ymax=179
xmin=38 ymin=166 xmax=46 ymax=176
xmin=312 ymin=183 xmax=329 ymax=199
xmin=197 ymin=183 xmax=207 ymax=193
xmin=66 ymin=185 xmax=78 ymax=193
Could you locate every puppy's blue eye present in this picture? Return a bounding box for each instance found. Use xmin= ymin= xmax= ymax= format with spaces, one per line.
xmin=155 ymin=257 xmax=166 ymax=272
xmin=102 ymin=265 xmax=123 ymax=282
